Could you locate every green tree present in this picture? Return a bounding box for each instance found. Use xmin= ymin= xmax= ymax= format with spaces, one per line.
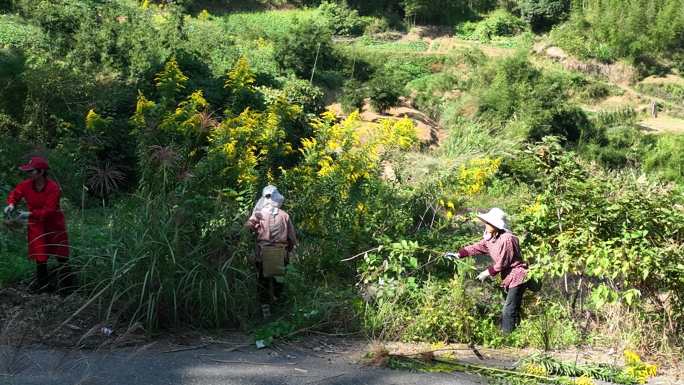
xmin=274 ymin=17 xmax=335 ymax=78
xmin=518 ymin=0 xmax=570 ymax=32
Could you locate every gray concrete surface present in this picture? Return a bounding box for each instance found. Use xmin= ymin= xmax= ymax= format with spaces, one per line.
xmin=0 ymin=340 xmax=486 ymax=385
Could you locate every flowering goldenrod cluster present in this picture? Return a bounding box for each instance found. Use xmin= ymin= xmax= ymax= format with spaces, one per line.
xmin=623 ymin=350 xmax=657 ymax=384
xmin=429 ymin=157 xmax=502 ymax=220
xmin=292 ymin=111 xmax=418 ymax=233
xmin=457 ymin=157 xmax=502 ymax=196
xmin=523 ymin=195 xmax=545 ymax=216
xmin=573 ymin=375 xmax=595 ymax=385
xmin=520 ymin=362 xmax=548 ymax=376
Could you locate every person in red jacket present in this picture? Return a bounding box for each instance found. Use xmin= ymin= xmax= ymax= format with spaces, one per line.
xmin=445 ymin=208 xmax=529 ymax=333
xmin=3 ymin=156 xmax=72 ymax=294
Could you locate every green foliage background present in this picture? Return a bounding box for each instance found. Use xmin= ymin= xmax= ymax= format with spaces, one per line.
xmin=0 ymin=0 xmax=682 ymax=359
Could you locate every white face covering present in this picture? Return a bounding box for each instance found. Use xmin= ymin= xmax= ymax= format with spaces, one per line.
xmin=253 ymin=185 xmax=285 ymax=217
xmin=483 ymin=230 xmax=493 ymax=241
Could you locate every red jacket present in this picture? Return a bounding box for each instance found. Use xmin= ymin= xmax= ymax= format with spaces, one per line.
xmin=458 ymin=232 xmax=528 ymax=289
xmin=7 ymin=179 xmax=70 ymax=262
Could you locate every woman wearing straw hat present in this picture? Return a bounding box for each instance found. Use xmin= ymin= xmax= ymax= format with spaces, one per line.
xmin=3 ymin=156 xmax=73 ymax=294
xmin=246 ymin=185 xmax=297 ymax=319
xmin=445 ymin=208 xmax=529 ymax=333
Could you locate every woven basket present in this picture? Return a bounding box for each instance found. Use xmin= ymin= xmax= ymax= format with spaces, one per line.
xmin=261 ymin=246 xmax=287 ymax=278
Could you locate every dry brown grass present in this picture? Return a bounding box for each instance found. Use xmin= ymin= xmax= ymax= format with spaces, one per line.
xmin=638 ymin=115 xmax=684 ymax=134
xmin=364 ymin=342 xmax=391 ymax=367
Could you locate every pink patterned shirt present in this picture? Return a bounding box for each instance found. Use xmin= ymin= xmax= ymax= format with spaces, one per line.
xmin=458 ymin=232 xmax=528 ymax=289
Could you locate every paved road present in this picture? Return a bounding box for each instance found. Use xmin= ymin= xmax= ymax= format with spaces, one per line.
xmin=1 ymin=340 xmax=485 ymax=385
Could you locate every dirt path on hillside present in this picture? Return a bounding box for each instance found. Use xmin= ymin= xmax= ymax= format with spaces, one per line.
xmin=615 ymin=83 xmax=684 ymax=133
xmin=534 ymin=44 xmax=684 ymax=134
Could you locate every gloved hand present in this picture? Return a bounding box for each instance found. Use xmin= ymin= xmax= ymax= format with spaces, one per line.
xmin=477 ymin=269 xmax=491 ymax=282
xmin=3 ymin=204 xmax=14 ymax=215
xmin=443 ymin=252 xmax=458 ymax=259
xmin=18 ymin=211 xmax=31 ymax=222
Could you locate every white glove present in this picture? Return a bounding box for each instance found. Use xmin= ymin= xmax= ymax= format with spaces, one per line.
xmin=18 ymin=211 xmax=30 ymax=221
xmin=477 ymin=269 xmax=491 ymax=282
xmin=3 ymin=204 xmax=14 ymax=215
xmin=443 ymin=252 xmax=458 ymax=259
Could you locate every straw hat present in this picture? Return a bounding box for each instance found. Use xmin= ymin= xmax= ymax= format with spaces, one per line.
xmin=477 ymin=208 xmax=508 ymax=231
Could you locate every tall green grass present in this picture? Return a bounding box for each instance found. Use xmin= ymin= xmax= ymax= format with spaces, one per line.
xmin=440 ymin=113 xmax=520 ymax=158
xmin=643 ymin=134 xmax=684 ymax=183
xmin=0 ymin=227 xmax=31 ymax=287
xmin=221 ymin=9 xmax=317 ymax=41
xmin=74 ymin=195 xmax=255 ymax=330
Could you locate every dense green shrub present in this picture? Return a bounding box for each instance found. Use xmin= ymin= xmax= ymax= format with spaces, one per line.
xmin=363 ymin=17 xmax=391 ymax=34
xmin=517 ymin=139 xmax=684 ymax=334
xmin=580 ymin=125 xmax=648 ymax=170
xmin=456 ymin=9 xmax=527 ymax=42
xmin=0 ymin=14 xmax=46 ymax=48
xmin=317 ymin=1 xmax=368 ymax=36
xmin=367 ymin=74 xmax=401 ymax=112
xmin=13 ymin=0 xmax=90 ymax=51
xmin=405 ymin=72 xmax=459 ymax=119
xmin=382 ymin=55 xmax=440 ymax=86
xmin=357 ymin=240 xmax=480 ymax=342
xmin=518 ymin=0 xmax=570 ymax=32
xmin=274 ymin=17 xmax=336 ymax=78
xmin=340 ymin=79 xmax=367 ymax=113
xmin=282 ymin=77 xmax=325 ymax=115
xmin=474 ymin=54 xmax=602 ymax=144
xmin=643 ymin=134 xmax=684 ymax=183
xmin=550 ymin=0 xmax=684 ymax=65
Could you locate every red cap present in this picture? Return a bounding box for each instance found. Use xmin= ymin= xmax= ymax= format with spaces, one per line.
xmin=19 ymin=156 xmax=49 ymax=171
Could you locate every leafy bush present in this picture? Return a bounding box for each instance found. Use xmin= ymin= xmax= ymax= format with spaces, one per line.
xmin=364 ymin=17 xmax=390 ymax=35
xmin=340 ymin=79 xmax=367 ymax=113
xmin=317 ymin=1 xmax=368 ymax=36
xmin=405 ymin=72 xmax=459 ymax=119
xmin=510 ymin=303 xmax=580 ymax=350
xmin=580 ymin=81 xmax=615 ymax=101
xmin=580 ymin=125 xmax=648 ymax=170
xmin=367 ymin=74 xmax=401 ymax=112
xmin=0 ymin=14 xmax=45 ymax=48
xmin=274 ymin=17 xmax=336 ymax=78
xmin=550 ymin=0 xmax=684 ymax=65
xmin=643 ymin=133 xmax=684 ymax=183
xmin=456 ymin=10 xmax=527 ymax=42
xmin=516 ymin=138 xmax=684 ymax=344
xmin=357 ymin=240 xmax=478 ymax=342
xmin=473 ymin=54 xmax=605 ymax=144
xmin=518 ymin=0 xmax=570 ymax=32
xmin=13 ymin=0 xmax=90 ymax=51
xmin=282 ymin=77 xmax=325 ymax=115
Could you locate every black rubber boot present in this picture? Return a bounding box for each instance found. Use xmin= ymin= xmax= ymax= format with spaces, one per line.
xmin=56 ymin=259 xmax=77 ymax=296
xmin=29 ymin=262 xmax=50 ymax=294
